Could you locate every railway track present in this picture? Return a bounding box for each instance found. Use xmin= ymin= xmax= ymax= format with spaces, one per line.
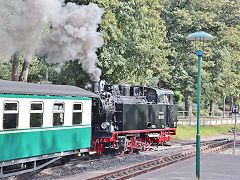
xmin=56 ymin=139 xmax=217 ymax=171
xmin=77 ymin=138 xmax=229 ymax=166
xmin=86 ymin=139 xmax=235 ymax=180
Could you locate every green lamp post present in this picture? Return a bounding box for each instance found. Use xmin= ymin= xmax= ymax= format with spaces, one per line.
xmin=186 ymin=31 xmax=214 ymax=179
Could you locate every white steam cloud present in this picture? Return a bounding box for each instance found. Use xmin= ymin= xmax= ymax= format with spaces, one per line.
xmin=0 ymin=0 xmax=104 ymax=81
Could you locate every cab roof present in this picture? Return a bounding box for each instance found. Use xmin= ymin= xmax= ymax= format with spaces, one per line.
xmin=145 ymin=87 xmax=174 ymax=95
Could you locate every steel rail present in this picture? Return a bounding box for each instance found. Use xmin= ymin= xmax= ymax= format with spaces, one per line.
xmin=86 ymin=140 xmax=236 ymax=180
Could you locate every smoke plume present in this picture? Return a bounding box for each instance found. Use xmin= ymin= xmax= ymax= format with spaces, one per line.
xmin=0 ymin=0 xmax=104 ymax=81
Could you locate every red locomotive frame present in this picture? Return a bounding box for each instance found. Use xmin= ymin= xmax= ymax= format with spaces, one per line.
xmin=91 ymin=128 xmax=177 ymax=155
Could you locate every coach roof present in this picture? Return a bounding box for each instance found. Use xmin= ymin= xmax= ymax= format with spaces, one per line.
xmin=0 ymin=79 xmax=99 ymax=98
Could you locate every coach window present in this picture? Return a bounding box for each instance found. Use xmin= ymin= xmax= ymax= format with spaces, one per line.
xmin=3 ymin=101 xmax=19 ymax=129
xmin=53 ymin=103 xmax=64 ymax=126
xmin=30 ymin=102 xmax=43 ymax=128
xmin=72 ymin=103 xmax=82 ymax=125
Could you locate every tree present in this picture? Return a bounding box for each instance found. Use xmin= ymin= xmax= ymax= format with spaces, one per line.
xmin=100 ymin=0 xmax=172 ymax=85
xmin=11 ymin=52 xmax=19 ymax=81
xmin=161 ymin=0 xmax=240 ymax=113
xmin=67 ymin=0 xmax=172 ymax=86
xmin=50 ymin=61 xmax=91 ymax=87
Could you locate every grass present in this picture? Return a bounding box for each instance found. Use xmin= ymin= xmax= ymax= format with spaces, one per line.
xmin=172 ymin=124 xmax=240 ymax=140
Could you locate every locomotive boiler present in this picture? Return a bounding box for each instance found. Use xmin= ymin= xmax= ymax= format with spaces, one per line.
xmin=90 ymin=81 xmax=178 ymax=155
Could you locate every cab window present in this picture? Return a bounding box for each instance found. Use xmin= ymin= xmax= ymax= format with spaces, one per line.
xmin=158 ymin=95 xmax=165 ymax=103
xmin=3 ymin=101 xmax=19 ymax=129
xmin=158 ymin=94 xmax=173 ymax=105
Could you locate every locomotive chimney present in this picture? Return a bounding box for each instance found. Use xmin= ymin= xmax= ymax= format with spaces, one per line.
xmin=92 ymin=81 xmax=100 ymax=93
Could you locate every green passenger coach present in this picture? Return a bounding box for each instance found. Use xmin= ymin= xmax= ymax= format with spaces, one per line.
xmin=0 ymin=79 xmax=99 ymax=177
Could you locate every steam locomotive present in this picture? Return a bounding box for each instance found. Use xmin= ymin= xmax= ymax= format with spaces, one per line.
xmin=89 ymin=81 xmax=178 ymax=155
xmin=0 ymin=79 xmax=177 ymax=177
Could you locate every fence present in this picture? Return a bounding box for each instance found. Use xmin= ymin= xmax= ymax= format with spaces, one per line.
xmin=177 ymin=111 xmax=240 ymax=126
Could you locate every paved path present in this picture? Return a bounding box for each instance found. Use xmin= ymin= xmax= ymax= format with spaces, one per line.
xmin=130 ymin=153 xmax=240 ymax=180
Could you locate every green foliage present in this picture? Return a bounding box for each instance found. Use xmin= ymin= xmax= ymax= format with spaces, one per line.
xmin=0 ymin=53 xmax=25 ymax=80
xmin=161 ymin=0 xmax=240 ymax=106
xmin=145 ymin=77 xmax=159 ymax=88
xmin=2 ymin=0 xmax=240 ymax=111
xmin=51 ymin=61 xmax=91 ymax=87
xmin=67 ymin=0 xmax=172 ymax=86
xmin=96 ymin=0 xmax=172 ymax=85
xmin=174 ymin=91 xmax=184 ymax=103
xmin=27 ymin=57 xmax=48 ymax=83
xmin=0 ymin=57 xmax=11 ymax=80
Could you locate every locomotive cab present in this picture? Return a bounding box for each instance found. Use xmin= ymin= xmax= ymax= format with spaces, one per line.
xmin=145 ymin=87 xmax=174 ymax=105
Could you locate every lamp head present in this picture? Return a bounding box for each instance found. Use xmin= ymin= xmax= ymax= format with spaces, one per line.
xmin=186 ymin=31 xmax=214 ymax=50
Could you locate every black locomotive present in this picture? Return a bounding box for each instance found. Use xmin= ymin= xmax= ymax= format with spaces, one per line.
xmin=90 ymin=81 xmax=178 ymax=155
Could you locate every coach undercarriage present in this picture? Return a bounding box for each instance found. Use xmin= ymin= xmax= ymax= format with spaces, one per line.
xmin=0 ymin=148 xmax=88 ymax=178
